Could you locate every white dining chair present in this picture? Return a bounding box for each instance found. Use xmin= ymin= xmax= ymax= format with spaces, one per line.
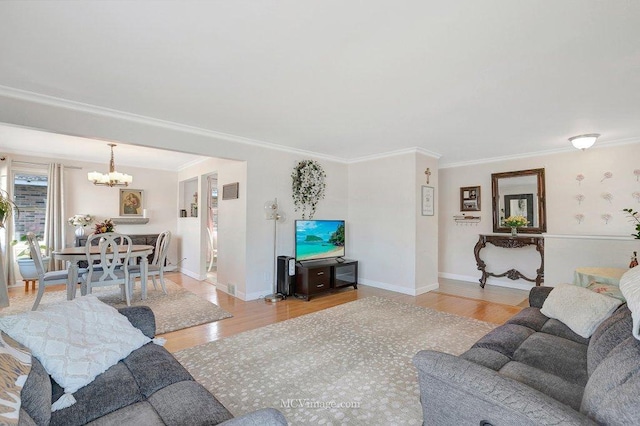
xmin=26 ymin=233 xmax=82 ymax=310
xmin=128 ymin=230 xmax=171 ymax=297
xmin=82 ymin=232 xmax=132 ymax=306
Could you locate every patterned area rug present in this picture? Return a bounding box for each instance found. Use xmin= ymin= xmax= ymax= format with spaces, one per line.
xmin=2 ymin=280 xmax=232 ymax=334
xmin=175 ymin=296 xmax=495 ymax=425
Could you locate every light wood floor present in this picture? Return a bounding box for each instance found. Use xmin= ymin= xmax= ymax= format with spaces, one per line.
xmin=158 ymin=273 xmax=527 ymax=353
xmin=8 ymin=273 xmax=528 ymax=353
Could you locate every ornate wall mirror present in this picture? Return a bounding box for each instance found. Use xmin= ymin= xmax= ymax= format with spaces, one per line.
xmin=491 ymin=168 xmax=546 ymax=234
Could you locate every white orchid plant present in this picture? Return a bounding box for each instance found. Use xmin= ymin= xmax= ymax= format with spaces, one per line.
xmin=68 ymin=214 xmax=94 ymax=227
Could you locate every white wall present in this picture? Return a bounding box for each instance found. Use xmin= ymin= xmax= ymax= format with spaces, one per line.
xmin=348 ymin=152 xmax=439 ymax=295
xmin=439 ymin=143 xmax=640 ymax=289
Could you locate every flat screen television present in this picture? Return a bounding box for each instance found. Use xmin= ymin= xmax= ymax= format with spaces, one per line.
xmin=295 ymin=220 xmax=345 ymax=261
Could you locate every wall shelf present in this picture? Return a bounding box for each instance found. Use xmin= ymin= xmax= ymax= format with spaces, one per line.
xmin=453 ymin=215 xmax=481 ymax=225
xmin=111 ymin=217 xmax=149 ymax=225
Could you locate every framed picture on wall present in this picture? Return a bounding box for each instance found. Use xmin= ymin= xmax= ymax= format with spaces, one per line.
xmin=460 ymin=186 xmax=481 ymax=211
xmin=119 ymin=189 xmax=144 ymax=216
xmin=421 ymin=186 xmax=435 ymax=216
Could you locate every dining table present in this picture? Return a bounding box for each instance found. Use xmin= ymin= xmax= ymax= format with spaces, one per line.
xmin=53 ymin=244 xmax=154 ymax=301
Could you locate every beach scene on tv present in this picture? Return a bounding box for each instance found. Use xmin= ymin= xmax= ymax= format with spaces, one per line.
xmin=296 ymin=220 xmax=345 ymax=261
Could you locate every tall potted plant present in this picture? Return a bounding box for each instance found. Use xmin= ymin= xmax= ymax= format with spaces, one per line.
xmin=0 ymin=189 xmax=18 ymax=228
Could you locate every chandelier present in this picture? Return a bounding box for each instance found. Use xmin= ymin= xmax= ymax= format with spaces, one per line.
xmin=87 ymin=143 xmax=133 ymax=187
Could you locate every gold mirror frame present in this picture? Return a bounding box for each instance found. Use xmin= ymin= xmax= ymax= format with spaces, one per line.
xmin=491 ymin=168 xmax=546 ymax=234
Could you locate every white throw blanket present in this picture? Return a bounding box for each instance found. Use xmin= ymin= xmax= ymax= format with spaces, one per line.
xmin=619 ymin=265 xmax=640 ymax=340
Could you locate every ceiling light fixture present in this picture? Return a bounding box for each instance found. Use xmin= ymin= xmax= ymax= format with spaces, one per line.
xmin=88 ymin=143 xmax=133 ymax=187
xmin=569 ymin=133 xmax=600 ymax=150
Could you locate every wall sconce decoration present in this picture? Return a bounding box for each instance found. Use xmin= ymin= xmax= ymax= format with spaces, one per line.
xmin=569 ymin=133 xmax=600 ymax=150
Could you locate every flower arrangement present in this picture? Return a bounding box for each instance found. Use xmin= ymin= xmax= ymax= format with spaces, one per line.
xmin=68 ymin=214 xmax=94 ymax=227
xmin=503 ymin=215 xmax=529 ymax=228
xmin=623 ymin=208 xmax=640 ymax=239
xmin=291 ymin=160 xmax=326 ymax=219
xmin=93 ymin=218 xmax=115 ymax=234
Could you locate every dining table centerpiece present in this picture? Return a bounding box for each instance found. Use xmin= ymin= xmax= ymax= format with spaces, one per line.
xmin=68 ymin=214 xmax=94 ymax=237
xmin=93 ymin=218 xmax=115 ymax=235
xmin=503 ymin=215 xmax=529 ymax=236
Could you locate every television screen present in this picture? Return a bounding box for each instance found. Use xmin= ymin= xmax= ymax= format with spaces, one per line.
xmin=295 ymin=220 xmax=345 ymax=261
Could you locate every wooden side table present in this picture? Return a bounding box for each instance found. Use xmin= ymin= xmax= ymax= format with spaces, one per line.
xmin=474 ymin=234 xmax=544 ymax=288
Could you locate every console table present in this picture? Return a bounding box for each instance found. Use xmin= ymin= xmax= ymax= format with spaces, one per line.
xmin=473 ymin=234 xmax=544 ymax=288
xmin=295 ymin=259 xmax=358 ymax=301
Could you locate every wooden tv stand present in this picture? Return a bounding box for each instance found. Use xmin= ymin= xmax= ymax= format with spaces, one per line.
xmin=295 ymin=259 xmax=358 ymax=301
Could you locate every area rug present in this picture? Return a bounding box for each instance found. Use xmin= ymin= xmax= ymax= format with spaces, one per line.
xmin=175 ymin=296 xmax=495 ymax=425
xmin=2 ymin=279 xmax=232 ymax=334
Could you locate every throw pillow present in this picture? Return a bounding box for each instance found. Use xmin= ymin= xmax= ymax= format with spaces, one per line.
xmin=0 ymin=295 xmax=151 ymax=411
xmin=541 ymin=283 xmax=623 ymax=339
xmin=586 ymin=281 xmax=626 ymax=302
xmin=619 ymin=265 xmax=640 ymax=341
xmin=0 ymin=332 xmax=31 ymax=424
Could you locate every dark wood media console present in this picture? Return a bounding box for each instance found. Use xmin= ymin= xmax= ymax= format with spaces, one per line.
xmin=295 ymin=259 xmax=358 ymax=301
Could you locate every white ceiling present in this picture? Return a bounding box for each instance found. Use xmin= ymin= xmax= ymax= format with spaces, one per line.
xmin=0 ymin=1 xmax=639 ymax=167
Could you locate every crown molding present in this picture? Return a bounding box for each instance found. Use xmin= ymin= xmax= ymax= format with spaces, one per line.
xmin=0 ymin=85 xmax=348 ymax=164
xmin=439 ymin=137 xmax=640 ymax=169
xmin=348 ymin=147 xmax=441 ymax=164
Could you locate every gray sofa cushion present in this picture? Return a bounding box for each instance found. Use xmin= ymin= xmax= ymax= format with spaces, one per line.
xmin=587 ymin=304 xmax=632 ymax=375
xmin=513 ymin=332 xmax=588 ymax=386
xmin=540 ymin=319 xmax=589 ymax=345
xmin=148 ymin=381 xmax=233 ymax=424
xmin=472 ymin=323 xmax=535 ymax=358
xmin=86 ymin=402 xmax=164 ymax=425
xmin=505 ymin=307 xmax=549 ymax=331
xmin=122 ymin=342 xmax=193 ymax=398
xmin=581 ymin=336 xmax=640 ymax=425
xmin=19 ymin=357 xmax=50 ymax=426
xmin=499 ymin=361 xmax=585 ymax=410
xmin=461 ymin=347 xmax=510 ymax=371
xmin=50 ymin=361 xmax=143 ymax=426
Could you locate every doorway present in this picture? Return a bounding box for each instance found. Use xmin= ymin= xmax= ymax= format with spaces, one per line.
xmin=205 ymin=173 xmax=218 ymax=284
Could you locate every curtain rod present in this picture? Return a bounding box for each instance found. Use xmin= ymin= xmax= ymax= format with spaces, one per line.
xmin=11 ymin=160 xmax=82 ymax=170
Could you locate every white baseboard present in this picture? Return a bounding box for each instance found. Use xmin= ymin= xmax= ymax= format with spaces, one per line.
xmin=438 ymin=272 xmax=534 ymax=291
xmin=178 ymin=267 xmax=206 ymax=281
xmin=358 ymin=278 xmax=439 ymax=296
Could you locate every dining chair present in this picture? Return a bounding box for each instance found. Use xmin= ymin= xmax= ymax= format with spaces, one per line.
xmin=26 ymin=233 xmax=81 ymax=311
xmin=128 ymin=230 xmax=171 ymax=297
xmin=82 ymin=232 xmax=133 ymax=306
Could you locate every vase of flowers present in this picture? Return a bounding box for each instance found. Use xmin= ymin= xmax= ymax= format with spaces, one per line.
xmin=503 ymin=215 xmax=528 ymax=236
xmin=623 ymin=208 xmax=640 ymax=239
xmin=68 ymin=214 xmax=94 ymax=237
xmin=93 ymin=218 xmax=115 ymax=235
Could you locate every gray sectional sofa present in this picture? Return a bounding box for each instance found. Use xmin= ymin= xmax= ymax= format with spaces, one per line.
xmin=413 ymin=286 xmax=640 ymax=425
xmin=18 ymin=306 xmax=286 ymax=426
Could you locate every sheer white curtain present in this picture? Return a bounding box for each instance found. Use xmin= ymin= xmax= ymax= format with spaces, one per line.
xmin=45 ymin=163 xmax=66 ymax=271
xmin=0 ymin=156 xmax=13 ymax=307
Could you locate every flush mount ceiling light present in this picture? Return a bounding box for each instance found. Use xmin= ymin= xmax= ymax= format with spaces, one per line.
xmin=87 ymin=143 xmax=133 ymax=187
xmin=569 ymin=133 xmax=600 ymax=150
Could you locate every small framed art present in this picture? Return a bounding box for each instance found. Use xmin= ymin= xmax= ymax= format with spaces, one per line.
xmin=421 ymin=186 xmax=435 ymax=216
xmin=119 ymin=189 xmax=144 ymax=216
xmin=460 ymin=186 xmax=481 ymax=211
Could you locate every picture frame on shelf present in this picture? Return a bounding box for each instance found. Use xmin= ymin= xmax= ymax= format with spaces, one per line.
xmin=460 ymin=186 xmax=481 ymax=211
xmin=421 ymin=186 xmax=435 ymax=216
xmin=119 ymin=189 xmax=144 ymax=216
